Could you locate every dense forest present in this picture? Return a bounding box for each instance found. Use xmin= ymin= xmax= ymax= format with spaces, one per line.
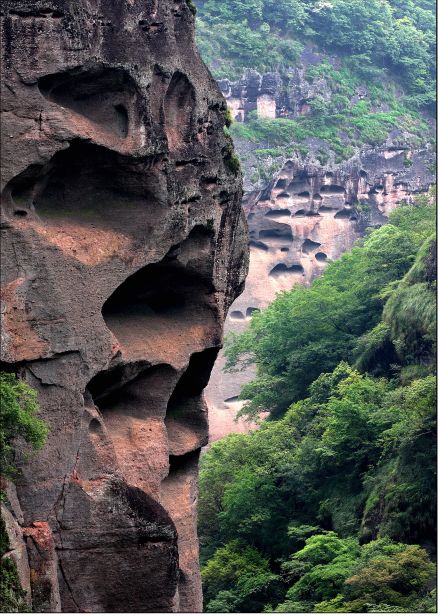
xmin=195 ymin=0 xmax=436 ymax=163
xmin=196 ymin=0 xmax=436 ymax=108
xmin=199 ymin=193 xmax=437 ymax=612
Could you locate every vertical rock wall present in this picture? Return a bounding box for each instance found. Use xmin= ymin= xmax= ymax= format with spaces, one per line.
xmin=0 ymin=0 xmax=248 ymax=611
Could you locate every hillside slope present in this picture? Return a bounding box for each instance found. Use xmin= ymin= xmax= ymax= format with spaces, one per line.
xmin=196 ymin=0 xmax=436 ymax=185
xmin=200 ymin=194 xmax=437 ymax=613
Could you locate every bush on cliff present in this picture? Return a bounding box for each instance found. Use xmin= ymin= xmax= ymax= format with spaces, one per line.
xmin=275 ymin=535 xmax=435 ymax=613
xmin=0 ymin=374 xmax=47 ymax=612
xmin=0 ymin=552 xmax=29 ymax=613
xmin=0 ymin=372 xmax=47 ymax=479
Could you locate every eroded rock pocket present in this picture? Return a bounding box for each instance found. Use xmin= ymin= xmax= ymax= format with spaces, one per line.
xmin=38 ymin=66 xmax=140 ymax=139
xmin=4 ymin=142 xmax=166 ymax=240
xmin=270 ymin=263 xmax=304 ymax=277
xmin=164 ymin=72 xmax=196 ymax=151
xmin=165 ymin=347 xmax=218 ymax=456
xmin=101 ymin=229 xmax=218 ymax=361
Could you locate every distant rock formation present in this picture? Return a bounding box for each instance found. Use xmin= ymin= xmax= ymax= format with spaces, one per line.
xmin=206 ymin=149 xmax=435 ymax=440
xmin=218 ymin=63 xmax=436 ymax=195
xmin=0 ymin=0 xmax=247 ymax=611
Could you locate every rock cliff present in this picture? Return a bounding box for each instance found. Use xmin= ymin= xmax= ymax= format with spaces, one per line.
xmin=206 ymin=58 xmax=435 ymax=440
xmin=0 ymin=0 xmax=247 ymax=611
xmin=219 ymin=66 xmax=436 ymax=192
xmin=206 ymin=147 xmax=435 ymax=440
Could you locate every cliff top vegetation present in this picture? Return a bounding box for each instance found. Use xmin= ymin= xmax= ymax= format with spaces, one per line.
xmin=196 ymin=0 xmax=436 ymax=110
xmin=196 ymin=0 xmax=436 ymax=162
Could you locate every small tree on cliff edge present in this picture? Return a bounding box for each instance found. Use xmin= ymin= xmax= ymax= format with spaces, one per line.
xmin=0 ymin=371 xmax=47 ymax=480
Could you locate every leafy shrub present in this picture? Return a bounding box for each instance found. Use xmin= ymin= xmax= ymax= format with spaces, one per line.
xmin=186 ymin=0 xmax=197 ymax=15
xmin=0 ymin=557 xmax=29 ymax=613
xmin=0 ymin=372 xmax=47 ymax=479
xmin=224 ymin=151 xmax=240 ymax=174
xmin=202 ymin=540 xmax=280 ymax=612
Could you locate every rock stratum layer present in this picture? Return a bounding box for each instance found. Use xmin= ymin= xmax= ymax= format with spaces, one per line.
xmin=0 ymin=1 xmax=247 ymax=611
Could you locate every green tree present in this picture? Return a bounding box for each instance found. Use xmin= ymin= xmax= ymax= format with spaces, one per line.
xmin=277 ymin=535 xmax=435 ymax=612
xmin=0 ymin=372 xmax=47 ymax=478
xmin=361 ymin=375 xmax=437 ymax=545
xmin=202 ymin=540 xmax=280 ymax=612
xmin=339 ymin=542 xmax=436 ymax=611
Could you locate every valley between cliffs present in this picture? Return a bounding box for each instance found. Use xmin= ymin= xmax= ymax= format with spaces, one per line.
xmin=205 ymin=68 xmax=435 ymax=440
xmin=0 ymin=0 xmax=436 ymax=612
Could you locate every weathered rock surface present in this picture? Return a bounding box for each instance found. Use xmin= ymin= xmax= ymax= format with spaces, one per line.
xmin=218 ymin=62 xmax=436 ymax=194
xmin=206 ymin=153 xmax=434 ymax=440
xmin=0 ymin=0 xmax=248 ymax=611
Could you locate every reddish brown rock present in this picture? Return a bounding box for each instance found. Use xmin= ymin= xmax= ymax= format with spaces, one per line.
xmin=1 ymin=0 xmax=248 ymax=611
xmin=23 ymin=521 xmax=61 ymax=612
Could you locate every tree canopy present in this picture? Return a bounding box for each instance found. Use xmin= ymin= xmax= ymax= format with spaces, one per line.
xmin=196 ymin=0 xmax=436 ymax=110
xmin=199 ymin=194 xmax=437 ymax=612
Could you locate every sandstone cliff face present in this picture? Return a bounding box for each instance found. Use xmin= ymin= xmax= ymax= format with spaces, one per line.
xmin=206 ymin=151 xmax=434 ymax=440
xmin=0 ymin=1 xmax=248 ymax=611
